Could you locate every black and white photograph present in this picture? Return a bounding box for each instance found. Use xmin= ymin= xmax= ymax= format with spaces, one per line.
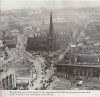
xmin=0 ymin=0 xmax=100 ymax=90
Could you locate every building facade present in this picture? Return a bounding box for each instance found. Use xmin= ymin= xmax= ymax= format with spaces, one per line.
xmin=57 ymin=42 xmax=100 ymax=79
xmin=26 ymin=12 xmax=58 ymax=52
xmin=3 ymin=35 xmax=17 ymax=48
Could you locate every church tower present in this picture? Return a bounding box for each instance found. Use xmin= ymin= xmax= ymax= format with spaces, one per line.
xmin=47 ymin=12 xmax=57 ymax=51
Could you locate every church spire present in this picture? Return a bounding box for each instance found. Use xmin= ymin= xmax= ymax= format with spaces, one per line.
xmin=49 ymin=12 xmax=54 ymax=36
xmin=47 ymin=12 xmax=56 ymax=51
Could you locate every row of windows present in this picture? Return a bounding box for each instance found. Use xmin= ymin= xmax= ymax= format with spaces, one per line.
xmin=4 ymin=41 xmax=17 ymax=45
xmin=57 ymin=66 xmax=100 ymax=77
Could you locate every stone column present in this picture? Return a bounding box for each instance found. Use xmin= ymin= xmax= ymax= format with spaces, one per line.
xmin=66 ymin=73 xmax=68 ymax=77
xmin=74 ymin=68 xmax=76 ymax=75
xmin=90 ymin=71 xmax=93 ymax=77
xmin=86 ymin=71 xmax=88 ymax=78
xmin=82 ymin=71 xmax=84 ymax=77
xmin=99 ymin=73 xmax=100 ymax=80
xmin=78 ymin=70 xmax=80 ymax=76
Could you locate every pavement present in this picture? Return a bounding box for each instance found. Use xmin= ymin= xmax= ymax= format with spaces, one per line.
xmin=28 ymin=56 xmax=55 ymax=90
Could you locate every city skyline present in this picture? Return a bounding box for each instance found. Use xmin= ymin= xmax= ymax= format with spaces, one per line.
xmin=1 ymin=0 xmax=100 ymax=11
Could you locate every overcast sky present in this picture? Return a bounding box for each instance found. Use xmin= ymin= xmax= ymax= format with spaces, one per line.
xmin=1 ymin=0 xmax=100 ymax=10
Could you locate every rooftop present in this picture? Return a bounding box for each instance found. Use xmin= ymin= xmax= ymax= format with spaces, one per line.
xmin=57 ymin=63 xmax=100 ymax=68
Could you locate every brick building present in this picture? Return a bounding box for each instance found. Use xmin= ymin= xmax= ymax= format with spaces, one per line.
xmin=26 ymin=12 xmax=58 ymax=52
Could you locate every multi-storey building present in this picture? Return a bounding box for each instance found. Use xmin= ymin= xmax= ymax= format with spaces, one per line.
xmin=3 ymin=35 xmax=17 ymax=48
xmin=0 ymin=58 xmax=33 ymax=90
xmin=56 ymin=41 xmax=100 ymax=79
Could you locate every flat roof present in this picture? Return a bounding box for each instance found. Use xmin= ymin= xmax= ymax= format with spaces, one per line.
xmin=57 ymin=63 xmax=100 ymax=68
